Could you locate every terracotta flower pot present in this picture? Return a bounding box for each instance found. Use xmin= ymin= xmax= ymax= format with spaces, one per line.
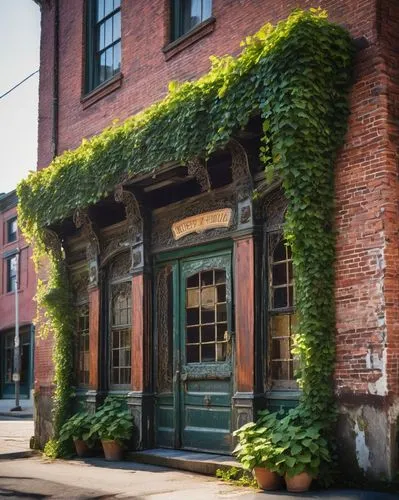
xmin=253 ymin=466 xmax=280 ymax=490
xmin=101 ymin=439 xmax=124 ymax=461
xmin=73 ymin=439 xmax=92 ymax=458
xmin=285 ymin=472 xmax=313 ymax=492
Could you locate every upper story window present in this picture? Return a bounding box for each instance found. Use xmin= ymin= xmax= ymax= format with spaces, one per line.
xmin=6 ymin=255 xmax=18 ymax=293
xmin=268 ymin=234 xmax=297 ymax=389
xmin=171 ymin=0 xmax=212 ymax=41
xmin=85 ymin=0 xmax=121 ymax=93
xmin=7 ymin=217 xmax=17 ymax=243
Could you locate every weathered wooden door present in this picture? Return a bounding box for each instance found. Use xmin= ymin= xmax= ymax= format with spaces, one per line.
xmin=179 ymin=252 xmax=233 ymax=453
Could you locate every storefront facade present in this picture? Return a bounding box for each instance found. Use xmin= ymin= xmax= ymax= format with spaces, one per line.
xmin=31 ymin=0 xmax=399 ymax=481
xmin=53 ymin=137 xmax=296 ymax=455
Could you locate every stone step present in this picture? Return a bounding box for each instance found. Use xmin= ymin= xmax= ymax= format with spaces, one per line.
xmin=127 ymin=448 xmax=242 ymax=476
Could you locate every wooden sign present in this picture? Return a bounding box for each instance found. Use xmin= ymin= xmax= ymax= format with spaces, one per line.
xmin=172 ymin=209 xmax=232 ymax=240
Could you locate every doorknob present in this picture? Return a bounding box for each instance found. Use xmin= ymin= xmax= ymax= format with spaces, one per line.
xmin=204 ymin=395 xmax=211 ymax=407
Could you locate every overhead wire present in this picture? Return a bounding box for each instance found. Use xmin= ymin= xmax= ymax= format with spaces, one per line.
xmin=0 ymin=70 xmax=39 ymax=100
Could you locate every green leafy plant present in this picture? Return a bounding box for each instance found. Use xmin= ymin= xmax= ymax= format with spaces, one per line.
xmin=88 ymin=397 xmax=134 ymax=444
xmin=233 ymin=411 xmax=280 ymax=471
xmin=59 ymin=411 xmax=96 ymax=446
xmin=18 ymin=8 xmax=353 ymax=457
xmin=269 ymin=412 xmax=331 ymax=478
xmin=216 ymin=467 xmax=257 ymax=488
xmin=234 ymin=409 xmax=331 ymax=480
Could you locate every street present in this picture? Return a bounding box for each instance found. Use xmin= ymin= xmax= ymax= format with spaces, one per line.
xmin=0 ymin=417 xmax=398 ymax=499
xmin=1 ymin=456 xmax=398 ymax=500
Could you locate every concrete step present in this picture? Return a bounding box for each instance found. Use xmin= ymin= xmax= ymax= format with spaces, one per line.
xmin=127 ymin=448 xmax=242 ymax=476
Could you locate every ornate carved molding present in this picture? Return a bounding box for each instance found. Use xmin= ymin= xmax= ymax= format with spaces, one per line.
xmin=73 ymin=208 xmax=100 ymax=260
xmin=228 ymin=139 xmax=252 ymax=184
xmin=187 ymin=158 xmax=211 ymax=192
xmin=262 ymin=188 xmax=288 ymax=230
xmin=101 ymin=231 xmax=130 ymax=267
xmin=151 ymin=191 xmax=237 ymax=253
xmin=114 ymin=185 xmax=143 ymax=240
xmin=114 ymin=185 xmax=148 ymax=273
xmin=109 ymin=251 xmax=131 ymax=282
xmin=156 ymin=266 xmax=173 ymax=393
xmin=42 ymin=229 xmax=63 ymax=260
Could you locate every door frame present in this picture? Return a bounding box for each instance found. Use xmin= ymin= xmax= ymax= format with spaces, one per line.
xmin=1 ymin=327 xmax=32 ymax=400
xmin=153 ymin=239 xmax=234 ymax=450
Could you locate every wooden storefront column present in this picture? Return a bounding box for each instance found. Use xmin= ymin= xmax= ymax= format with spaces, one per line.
xmin=88 ymin=286 xmax=100 ymax=390
xmin=73 ymin=208 xmax=101 ymax=411
xmin=232 ymin=234 xmax=259 ymax=430
xmin=129 ymin=270 xmax=154 ymax=450
xmin=114 ymin=186 xmax=154 ymax=450
xmin=131 ymin=272 xmax=152 ymax=393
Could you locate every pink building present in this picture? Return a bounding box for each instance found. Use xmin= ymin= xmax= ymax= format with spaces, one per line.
xmin=0 ymin=190 xmax=36 ymax=401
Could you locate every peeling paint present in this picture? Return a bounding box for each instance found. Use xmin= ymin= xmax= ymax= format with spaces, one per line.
xmin=367 ymin=347 xmax=387 ymax=395
xmin=365 ymin=346 xmax=384 ymax=370
xmin=354 ymin=417 xmax=371 ymax=472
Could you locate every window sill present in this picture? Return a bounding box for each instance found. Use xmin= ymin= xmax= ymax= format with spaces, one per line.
xmin=266 ymin=390 xmax=301 ymax=400
xmin=163 ymin=17 xmax=216 ymax=61
xmin=81 ymin=72 xmax=123 ymax=110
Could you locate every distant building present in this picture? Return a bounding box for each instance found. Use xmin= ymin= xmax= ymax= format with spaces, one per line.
xmin=0 ymin=190 xmax=35 ymax=402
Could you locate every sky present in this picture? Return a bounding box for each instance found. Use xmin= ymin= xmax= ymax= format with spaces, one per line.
xmin=0 ymin=0 xmax=40 ymax=195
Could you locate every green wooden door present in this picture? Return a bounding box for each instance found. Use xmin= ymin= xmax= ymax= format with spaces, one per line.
xmin=179 ymin=252 xmax=233 ymax=453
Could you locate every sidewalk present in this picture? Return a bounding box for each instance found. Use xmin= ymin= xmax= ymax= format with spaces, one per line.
xmin=0 ymin=415 xmax=34 ymax=459
xmin=0 ymin=398 xmax=33 ymax=418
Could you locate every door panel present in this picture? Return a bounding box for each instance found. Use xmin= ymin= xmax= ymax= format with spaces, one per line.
xmin=180 ymin=253 xmax=233 ymax=453
xmin=154 ymin=263 xmax=177 ymax=448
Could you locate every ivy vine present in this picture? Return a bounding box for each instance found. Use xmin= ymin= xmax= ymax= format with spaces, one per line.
xmin=17 ymin=8 xmax=353 ymax=456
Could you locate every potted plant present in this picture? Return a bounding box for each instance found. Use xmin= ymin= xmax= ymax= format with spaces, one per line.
xmin=268 ymin=412 xmax=331 ymax=492
xmin=233 ymin=412 xmax=281 ymax=490
xmin=88 ymin=397 xmax=134 ymax=461
xmin=59 ymin=411 xmax=96 ymax=457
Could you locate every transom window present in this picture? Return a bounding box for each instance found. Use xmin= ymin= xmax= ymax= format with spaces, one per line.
xmin=86 ymin=0 xmax=121 ymax=93
xmin=185 ymin=269 xmax=228 ymax=363
xmin=268 ymin=235 xmax=297 ymax=389
xmin=171 ymin=0 xmax=212 ymax=41
xmin=6 ymin=255 xmax=17 ymax=293
xmin=77 ymin=306 xmax=90 ymax=386
xmin=110 ymin=283 xmax=131 ymax=386
xmin=7 ymin=217 xmax=17 ymax=243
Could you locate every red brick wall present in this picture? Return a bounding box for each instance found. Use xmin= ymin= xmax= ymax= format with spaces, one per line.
xmin=35 ymin=0 xmax=398 ymax=402
xmin=334 ymin=0 xmax=399 ymax=400
xmin=379 ymin=0 xmax=399 ymax=398
xmin=37 ymin=0 xmax=375 ymax=167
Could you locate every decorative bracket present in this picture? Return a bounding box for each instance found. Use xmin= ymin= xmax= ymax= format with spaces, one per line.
xmin=187 ymin=158 xmax=211 ymax=192
xmin=114 ymin=184 xmax=143 ymax=241
xmin=114 ymin=185 xmax=146 ymax=273
xmin=73 ymin=208 xmax=100 ymax=288
xmin=228 ymin=139 xmax=254 ymax=230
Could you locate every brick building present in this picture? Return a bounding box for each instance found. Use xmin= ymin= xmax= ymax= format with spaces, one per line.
xmin=0 ymin=190 xmax=35 ymax=403
xmin=31 ymin=0 xmax=399 ymax=480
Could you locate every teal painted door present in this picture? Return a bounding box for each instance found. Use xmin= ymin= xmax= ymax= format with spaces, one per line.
xmin=179 ymin=252 xmax=233 ymax=453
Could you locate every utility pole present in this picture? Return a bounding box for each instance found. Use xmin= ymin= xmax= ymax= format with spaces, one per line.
xmin=11 ymin=248 xmax=21 ymax=412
